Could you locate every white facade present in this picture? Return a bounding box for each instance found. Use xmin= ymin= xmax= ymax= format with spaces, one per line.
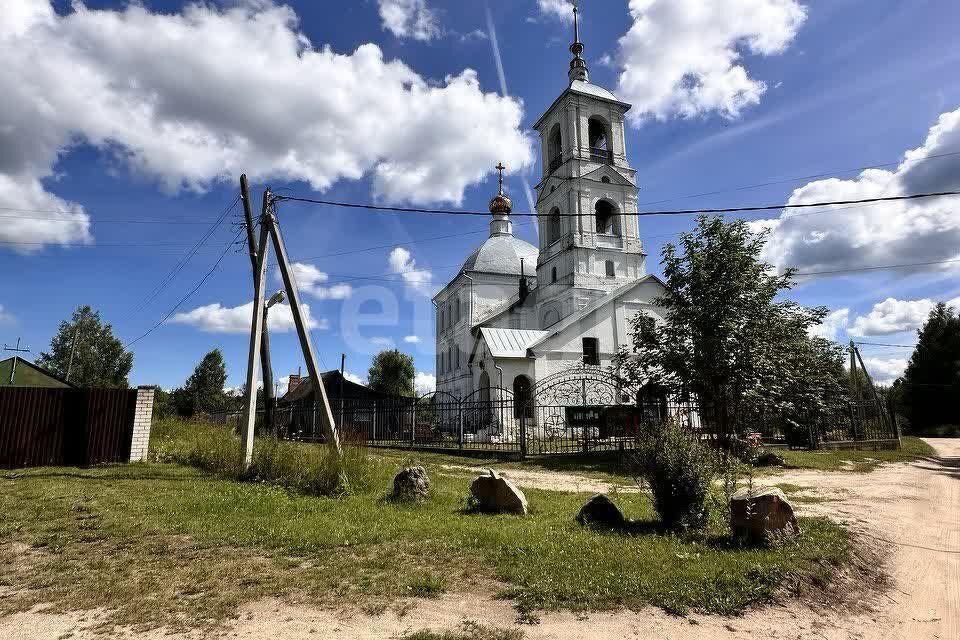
xmin=433 ymin=14 xmax=666 ymax=402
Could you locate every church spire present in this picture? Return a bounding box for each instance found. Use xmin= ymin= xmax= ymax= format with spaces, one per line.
xmin=568 ymin=0 xmax=588 ymax=83
xmin=488 ymin=162 xmax=513 ymax=237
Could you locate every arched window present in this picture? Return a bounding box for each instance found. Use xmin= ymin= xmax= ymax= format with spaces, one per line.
xmin=548 ymin=207 xmax=561 ymax=244
xmin=543 ymin=308 xmax=560 ymax=327
xmin=548 ymin=123 xmax=563 ymax=173
xmin=513 ymin=375 xmax=533 ymax=419
xmin=551 ymin=266 xmax=557 ymax=283
xmin=479 ymin=371 xmax=491 ymax=403
xmin=605 ymin=260 xmax=615 ymax=277
xmin=594 ymin=199 xmax=620 ymax=236
xmin=601 ymin=176 xmax=611 ymax=184
xmin=588 ymin=117 xmax=611 ymax=163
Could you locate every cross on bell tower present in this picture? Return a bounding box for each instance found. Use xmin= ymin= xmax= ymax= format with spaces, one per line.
xmin=487 ymin=162 xmax=513 ymax=238
xmin=568 ymin=0 xmax=588 ymax=83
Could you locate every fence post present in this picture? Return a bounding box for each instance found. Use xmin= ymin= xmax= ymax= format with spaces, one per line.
xmin=372 ymin=400 xmax=377 ymax=443
xmin=458 ymin=404 xmax=464 ymax=450
xmin=520 ymin=411 xmax=527 ymax=459
xmin=411 ymin=400 xmax=417 ymax=448
xmin=848 ymin=402 xmax=859 ymax=441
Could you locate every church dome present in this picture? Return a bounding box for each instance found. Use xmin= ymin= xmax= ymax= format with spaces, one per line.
xmin=462 ymin=235 xmax=538 ymax=276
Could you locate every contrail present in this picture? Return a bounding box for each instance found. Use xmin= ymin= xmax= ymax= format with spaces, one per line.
xmin=485 ymin=2 xmax=539 ymax=239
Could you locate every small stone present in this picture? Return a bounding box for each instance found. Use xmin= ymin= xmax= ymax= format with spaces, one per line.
xmin=576 ymin=494 xmax=626 ymax=528
xmin=730 ymin=486 xmax=800 ymax=543
xmin=392 ymin=466 xmax=431 ymax=501
xmin=469 ymin=469 xmax=528 ymax=515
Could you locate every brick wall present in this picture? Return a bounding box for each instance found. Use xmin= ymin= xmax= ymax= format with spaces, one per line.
xmin=130 ymin=386 xmax=155 ymax=462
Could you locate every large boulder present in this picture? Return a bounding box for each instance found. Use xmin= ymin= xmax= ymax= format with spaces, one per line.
xmin=730 ymin=486 xmax=800 ymax=543
xmin=470 ymin=469 xmax=528 ymax=515
xmin=392 ymin=466 xmax=431 ymax=501
xmin=576 ymin=494 xmax=626 ymax=528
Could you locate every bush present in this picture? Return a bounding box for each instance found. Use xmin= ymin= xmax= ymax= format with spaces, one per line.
xmin=628 ymin=422 xmax=717 ymax=530
xmin=150 ymin=417 xmax=375 ymax=496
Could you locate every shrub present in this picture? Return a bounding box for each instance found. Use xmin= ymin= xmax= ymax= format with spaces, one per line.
xmin=150 ymin=417 xmax=375 ymax=496
xmin=628 ymin=422 xmax=717 ymax=530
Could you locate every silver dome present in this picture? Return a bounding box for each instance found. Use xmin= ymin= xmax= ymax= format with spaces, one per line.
xmin=462 ymin=235 xmax=538 ymax=276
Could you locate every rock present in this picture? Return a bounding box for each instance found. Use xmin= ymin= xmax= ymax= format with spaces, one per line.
xmin=730 ymin=486 xmax=800 ymax=543
xmin=469 ymin=469 xmax=528 ymax=515
xmin=576 ymin=494 xmax=626 ymax=528
xmin=392 ymin=466 xmax=431 ymax=501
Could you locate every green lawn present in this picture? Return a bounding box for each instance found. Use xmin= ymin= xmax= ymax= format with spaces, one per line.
xmin=0 ymin=455 xmax=848 ymax=632
xmin=775 ymin=436 xmax=936 ymax=472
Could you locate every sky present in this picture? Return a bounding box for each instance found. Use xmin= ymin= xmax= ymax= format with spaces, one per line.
xmin=1 ymin=0 xmax=959 ymax=392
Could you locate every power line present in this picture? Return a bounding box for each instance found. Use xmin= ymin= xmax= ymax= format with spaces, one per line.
xmin=856 ymin=341 xmax=916 ymax=349
xmin=125 ymin=194 xmax=241 ymax=320
xmin=125 ymin=229 xmax=243 ymax=348
xmin=792 ymin=258 xmax=960 ymax=276
xmin=275 ymin=189 xmax=960 ymax=218
xmin=0 ymin=213 xmax=225 ymax=225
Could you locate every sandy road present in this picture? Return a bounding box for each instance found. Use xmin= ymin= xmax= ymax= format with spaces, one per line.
xmin=2 ymin=439 xmax=957 ymax=639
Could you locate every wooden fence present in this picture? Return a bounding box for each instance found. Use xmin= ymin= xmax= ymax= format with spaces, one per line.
xmin=0 ymin=387 xmax=140 ymax=468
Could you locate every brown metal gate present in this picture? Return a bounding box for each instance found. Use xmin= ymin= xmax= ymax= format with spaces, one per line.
xmin=0 ymin=387 xmax=139 ymax=468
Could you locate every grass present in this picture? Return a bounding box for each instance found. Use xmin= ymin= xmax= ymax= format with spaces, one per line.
xmin=402 ymin=622 xmax=525 ymax=640
xmin=774 ymin=436 xmax=936 ymax=473
xmin=0 ymin=421 xmax=853 ymax=632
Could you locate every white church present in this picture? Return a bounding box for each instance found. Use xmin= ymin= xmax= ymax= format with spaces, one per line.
xmin=433 ymin=5 xmax=667 ymax=407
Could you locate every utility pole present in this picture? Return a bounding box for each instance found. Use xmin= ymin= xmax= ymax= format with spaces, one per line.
xmin=239 ymin=189 xmax=342 ymax=465
xmin=240 ymin=175 xmax=276 ymax=433
xmin=66 ymin=327 xmax=81 ymax=383
xmin=3 ymin=338 xmax=31 ymax=385
xmin=848 ymin=340 xmax=859 ymax=402
xmin=339 ymin=353 xmax=346 ymax=429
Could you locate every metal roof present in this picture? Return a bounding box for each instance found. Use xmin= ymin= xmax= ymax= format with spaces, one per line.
xmin=462 ymin=235 xmax=538 ymax=276
xmin=569 ymin=80 xmax=621 ymax=103
xmin=479 ymin=328 xmax=549 ymax=359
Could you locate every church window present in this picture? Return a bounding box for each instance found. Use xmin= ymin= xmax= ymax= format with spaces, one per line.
xmin=551 ymin=266 xmax=557 ymax=283
xmin=543 ymin=308 xmax=560 ymax=327
xmin=550 ymin=185 xmax=556 ymax=193
xmin=455 ymin=346 xmax=461 ymax=369
xmin=582 ymin=337 xmax=599 ymax=365
xmin=513 ymin=375 xmax=533 ymax=419
xmin=548 ymin=207 xmax=561 ymax=243
xmin=455 ymin=298 xmax=461 ymax=323
xmin=595 ymin=199 xmax=618 ymax=235
xmin=548 ymin=124 xmax=563 ymax=173
xmin=449 ymin=346 xmax=455 ymax=372
xmin=440 ymin=308 xmax=445 ymax=330
xmin=605 ymin=260 xmax=615 ymax=277
xmin=601 ymin=176 xmax=610 ymax=184
xmin=588 ymin=117 xmax=611 ymax=164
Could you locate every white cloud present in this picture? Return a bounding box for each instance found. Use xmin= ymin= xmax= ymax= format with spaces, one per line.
xmin=370 ymin=336 xmax=395 ymax=348
xmin=377 ymin=0 xmax=440 ymax=41
xmin=537 ymin=0 xmax=574 ymax=22
xmin=0 ymin=304 xmax=13 ymax=325
xmin=0 ymin=2 xmax=532 ymax=251
xmin=808 ymin=308 xmax=849 ymax=341
xmin=284 ymin=263 xmax=352 ymax=300
xmin=414 ymin=371 xmax=436 ymax=396
xmin=403 ymin=335 xmax=420 ymax=343
xmin=859 ymin=357 xmax=909 ymax=386
xmin=613 ymin=0 xmax=806 ymax=123
xmin=388 ymin=247 xmax=434 ymax=295
xmin=343 ymin=371 xmax=366 ymax=385
xmin=759 ymin=108 xmax=960 ymax=273
xmin=170 ymin=301 xmax=325 ymax=334
xmin=850 ymin=297 xmax=960 ymax=336
xmin=460 ymin=29 xmax=488 ymax=42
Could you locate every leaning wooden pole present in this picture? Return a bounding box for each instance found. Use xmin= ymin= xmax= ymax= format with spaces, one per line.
xmin=240 ymin=175 xmax=276 ymax=433
xmin=240 ymin=210 xmax=271 ymax=467
xmin=266 ymin=199 xmax=343 ymax=456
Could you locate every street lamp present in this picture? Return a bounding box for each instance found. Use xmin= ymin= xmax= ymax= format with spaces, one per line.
xmin=266 ymin=290 xmax=285 ymax=309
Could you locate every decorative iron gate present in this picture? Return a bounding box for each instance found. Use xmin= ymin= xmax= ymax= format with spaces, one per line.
xmin=521 ymin=365 xmax=639 ymax=455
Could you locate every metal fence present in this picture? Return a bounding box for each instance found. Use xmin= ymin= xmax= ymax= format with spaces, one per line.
xmin=210 ymin=371 xmax=899 ymax=456
xmin=0 ymin=387 xmax=139 ymax=467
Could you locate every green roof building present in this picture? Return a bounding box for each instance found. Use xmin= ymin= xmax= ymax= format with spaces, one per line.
xmin=0 ymin=356 xmax=74 ymax=388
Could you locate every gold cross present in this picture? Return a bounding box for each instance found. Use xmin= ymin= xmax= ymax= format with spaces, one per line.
xmin=495 ymin=162 xmax=506 ymax=193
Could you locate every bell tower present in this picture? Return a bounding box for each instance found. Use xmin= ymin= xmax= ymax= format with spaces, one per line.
xmin=532 ymin=1 xmax=646 ymax=329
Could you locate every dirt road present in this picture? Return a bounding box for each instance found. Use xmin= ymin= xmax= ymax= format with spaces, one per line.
xmin=2 ymin=439 xmax=957 ymax=639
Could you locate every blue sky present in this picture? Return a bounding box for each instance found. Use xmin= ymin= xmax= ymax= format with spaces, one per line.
xmin=2 ymin=0 xmax=959 ymax=391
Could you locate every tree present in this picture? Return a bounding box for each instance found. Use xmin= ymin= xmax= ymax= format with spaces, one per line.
xmin=171 ymin=350 xmax=230 ymax=416
xmin=368 ymin=349 xmax=415 ymax=397
xmin=37 ymin=305 xmax=133 ymax=388
xmin=900 ymin=303 xmax=960 ymax=431
xmin=618 ymin=216 xmax=836 ymax=443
